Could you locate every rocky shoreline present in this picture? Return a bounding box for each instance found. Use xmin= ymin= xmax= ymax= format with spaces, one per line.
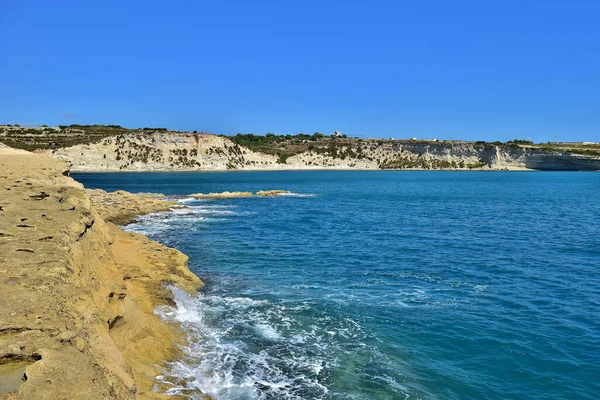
xmin=0 ymin=148 xmax=207 ymax=399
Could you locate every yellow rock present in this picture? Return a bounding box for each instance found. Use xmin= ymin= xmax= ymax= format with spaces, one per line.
xmin=255 ymin=190 xmax=291 ymax=196
xmin=190 ymin=191 xmax=253 ymax=199
xmin=0 ymin=149 xmax=206 ymax=399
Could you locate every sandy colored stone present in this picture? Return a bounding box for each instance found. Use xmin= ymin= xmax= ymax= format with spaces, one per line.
xmin=87 ymin=189 xmax=177 ymax=224
xmin=190 ymin=191 xmax=254 ymax=199
xmin=255 ymin=190 xmax=291 ymax=196
xmin=0 ymin=150 xmax=205 ymax=399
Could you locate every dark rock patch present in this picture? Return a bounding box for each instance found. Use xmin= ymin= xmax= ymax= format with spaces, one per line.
xmin=28 ymin=192 xmax=50 ymax=201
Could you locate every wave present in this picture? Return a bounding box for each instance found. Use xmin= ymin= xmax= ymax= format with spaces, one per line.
xmin=123 ymin=202 xmax=245 ymax=237
xmin=277 ymin=192 xmax=316 ymax=198
xmin=154 ymin=287 xmax=373 ymax=400
xmin=172 ymin=208 xmax=238 ymax=216
xmin=176 ymin=197 xmax=197 ymax=204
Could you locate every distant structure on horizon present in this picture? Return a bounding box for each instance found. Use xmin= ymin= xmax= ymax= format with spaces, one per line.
xmin=554 ymin=141 xmax=599 ymax=145
xmin=334 ymin=130 xmax=341 ymax=137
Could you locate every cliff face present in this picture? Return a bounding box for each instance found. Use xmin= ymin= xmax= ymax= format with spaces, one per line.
xmin=0 ymin=149 xmax=203 ymax=399
xmin=52 ymin=132 xmax=278 ymax=171
xmin=50 ymin=133 xmax=600 ymax=171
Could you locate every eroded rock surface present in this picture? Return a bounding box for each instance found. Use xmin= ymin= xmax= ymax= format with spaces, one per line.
xmin=87 ymin=189 xmax=177 ymax=224
xmin=0 ymin=149 xmax=203 ymax=399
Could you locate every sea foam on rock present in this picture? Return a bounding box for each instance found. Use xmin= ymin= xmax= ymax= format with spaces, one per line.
xmin=190 ymin=190 xmax=291 ymax=199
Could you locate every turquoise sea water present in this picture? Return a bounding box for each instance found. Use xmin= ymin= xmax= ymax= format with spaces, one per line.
xmin=74 ymin=171 xmax=600 ymax=400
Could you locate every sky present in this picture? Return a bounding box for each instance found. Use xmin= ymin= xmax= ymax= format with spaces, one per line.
xmin=0 ymin=0 xmax=599 ymax=142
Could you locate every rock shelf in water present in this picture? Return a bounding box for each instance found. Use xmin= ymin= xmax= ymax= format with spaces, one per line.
xmin=190 ymin=189 xmax=291 ymax=199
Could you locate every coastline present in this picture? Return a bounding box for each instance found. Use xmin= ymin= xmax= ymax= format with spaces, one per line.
xmin=68 ymin=166 xmax=534 ymax=173
xmin=0 ymin=148 xmax=207 ymax=399
xmin=46 ymin=130 xmax=600 ymax=172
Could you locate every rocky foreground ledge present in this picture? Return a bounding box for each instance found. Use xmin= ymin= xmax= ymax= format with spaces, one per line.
xmin=0 ymin=148 xmax=207 ymax=399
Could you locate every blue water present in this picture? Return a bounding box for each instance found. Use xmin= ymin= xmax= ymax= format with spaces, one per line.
xmin=74 ymin=171 xmax=600 ymax=400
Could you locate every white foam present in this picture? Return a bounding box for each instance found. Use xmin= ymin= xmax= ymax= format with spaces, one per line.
xmin=277 ymin=192 xmax=316 ymax=197
xmin=177 ymin=197 xmax=197 ymax=203
xmin=204 ymin=295 xmax=268 ymax=309
xmin=154 ymin=287 xmax=353 ymax=400
xmin=122 ymin=202 xmax=244 ymax=238
xmin=254 ymin=323 xmax=283 ymax=340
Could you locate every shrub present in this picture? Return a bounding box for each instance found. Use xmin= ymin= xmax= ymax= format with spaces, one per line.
xmin=466 ymin=161 xmax=487 ymax=169
xmin=506 ymin=139 xmax=533 ymax=145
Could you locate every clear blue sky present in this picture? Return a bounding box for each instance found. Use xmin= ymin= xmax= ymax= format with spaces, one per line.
xmin=1 ymin=0 xmax=598 ymax=142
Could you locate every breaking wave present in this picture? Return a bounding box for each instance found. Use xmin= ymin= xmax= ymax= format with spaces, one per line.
xmin=276 ymin=192 xmax=315 ymax=198
xmin=154 ymin=288 xmax=362 ymax=400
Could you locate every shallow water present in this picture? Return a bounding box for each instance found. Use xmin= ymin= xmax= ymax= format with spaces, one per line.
xmin=75 ymin=171 xmax=600 ymax=400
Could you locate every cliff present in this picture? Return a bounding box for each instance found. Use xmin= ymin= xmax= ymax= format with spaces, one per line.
xmin=0 ymin=148 xmax=205 ymax=399
xmin=51 ymin=132 xmax=278 ymax=171
xmin=48 ymin=132 xmax=600 ymax=172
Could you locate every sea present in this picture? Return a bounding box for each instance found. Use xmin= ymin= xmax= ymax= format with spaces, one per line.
xmin=74 ymin=170 xmax=600 ymax=400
